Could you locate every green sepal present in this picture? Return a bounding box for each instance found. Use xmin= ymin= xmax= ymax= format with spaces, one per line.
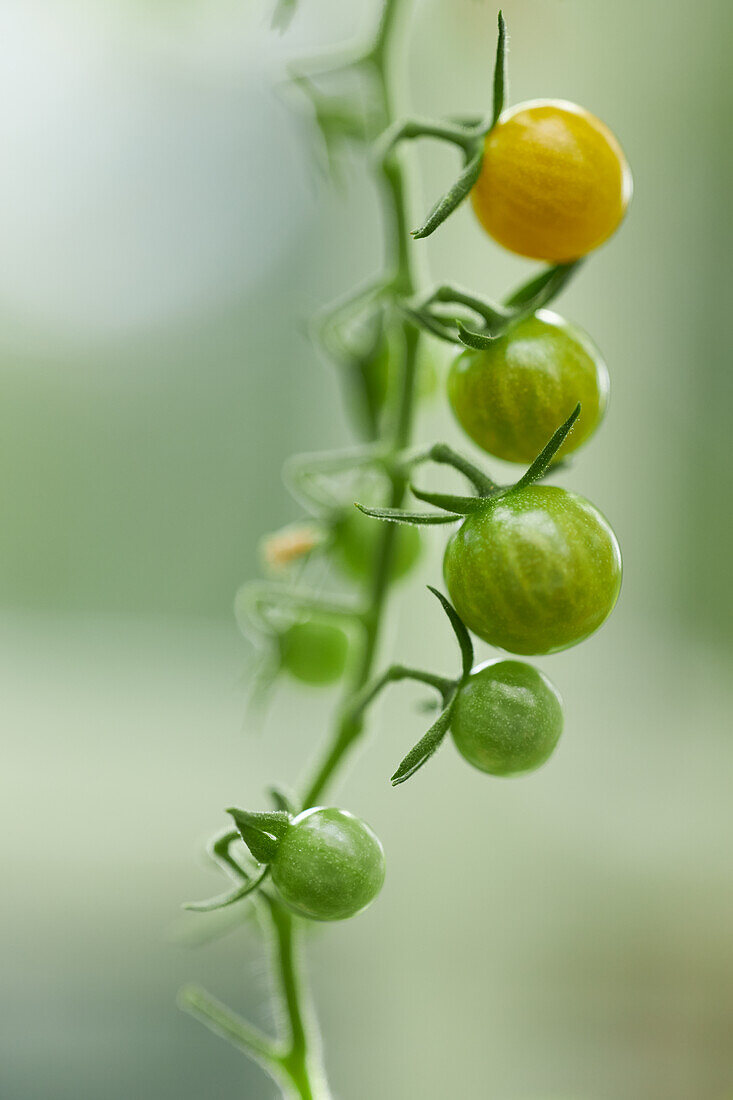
xmin=400 ymin=304 xmax=457 ymax=345
xmin=412 ymin=147 xmax=484 ymax=240
xmin=409 ymin=486 xmax=485 ymax=515
xmin=272 ymin=0 xmax=297 ymax=32
xmin=183 ymin=865 xmax=270 ymax=913
xmin=268 ymin=786 xmax=298 ymax=815
xmin=427 ymin=443 xmax=499 ymax=496
xmin=456 ymin=322 xmax=501 ymax=350
xmin=355 ymin=503 xmax=460 ymax=526
xmin=491 ymin=12 xmax=508 ymax=128
xmin=503 ymin=261 xmax=583 ymax=314
xmin=227 ymin=809 xmax=291 ymax=865
xmin=510 ymin=404 xmax=581 ymax=492
xmin=428 ymin=586 xmax=474 ymax=678
xmin=425 ymin=285 xmax=510 ymax=328
xmin=391 ymin=700 xmax=455 ymax=786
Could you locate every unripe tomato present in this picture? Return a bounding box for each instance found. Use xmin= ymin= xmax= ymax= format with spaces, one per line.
xmin=448 ymin=310 xmax=608 ymax=464
xmin=333 ymin=507 xmax=421 ymax=582
xmin=443 ymin=485 xmax=622 ymax=655
xmin=271 ymin=807 xmax=386 ymax=921
xmin=279 ymin=620 xmax=349 ymax=686
xmin=471 ymin=100 xmax=632 ymax=261
xmin=451 ymin=659 xmax=563 ymax=776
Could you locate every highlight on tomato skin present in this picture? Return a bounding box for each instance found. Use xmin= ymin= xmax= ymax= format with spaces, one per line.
xmin=471 ymin=99 xmax=633 ymax=262
xmin=451 ymin=659 xmax=563 ymax=776
xmin=447 ymin=309 xmax=609 ymax=464
xmin=270 ymin=807 xmax=386 ymax=922
xmin=443 ymin=484 xmax=622 ymax=656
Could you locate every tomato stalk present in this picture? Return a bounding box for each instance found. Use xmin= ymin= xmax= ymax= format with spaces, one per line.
xmin=180 ymin=1 xmax=422 ymax=1095
xmin=276 ymin=0 xmax=424 ymax=1092
xmin=181 ymin=3 xmax=630 ymax=1095
xmin=301 ymin=0 xmax=419 ymax=808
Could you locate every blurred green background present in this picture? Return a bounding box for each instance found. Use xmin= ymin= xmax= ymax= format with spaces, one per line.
xmin=2 ymin=0 xmax=731 ymax=1097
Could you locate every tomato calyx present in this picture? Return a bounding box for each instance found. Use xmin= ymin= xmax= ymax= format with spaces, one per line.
xmin=356 ymin=403 xmax=580 ymax=529
xmin=338 ymin=586 xmax=476 ymax=788
xmin=373 ymin=13 xmax=508 ymax=243
xmin=389 ymin=587 xmax=472 ymax=785
xmin=181 ymin=824 xmax=280 ymax=914
xmin=228 ymin=808 xmax=292 ymax=864
xmin=182 ymin=807 xmax=293 ymax=914
xmin=402 ymin=260 xmax=583 ymax=353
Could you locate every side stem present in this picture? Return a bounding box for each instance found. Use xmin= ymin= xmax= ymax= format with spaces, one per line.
xmin=268 ymin=901 xmax=331 ymax=1100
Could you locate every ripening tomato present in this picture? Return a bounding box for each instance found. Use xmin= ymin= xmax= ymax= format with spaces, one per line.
xmin=471 ymin=100 xmax=632 ymax=261
xmin=447 ymin=310 xmax=609 ymax=463
xmin=279 ymin=620 xmax=349 ymax=686
xmin=333 ymin=507 xmax=421 ymax=582
xmin=451 ymin=659 xmax=563 ymax=776
xmin=443 ymin=485 xmax=622 ymax=655
xmin=270 ymin=807 xmax=386 ymax=921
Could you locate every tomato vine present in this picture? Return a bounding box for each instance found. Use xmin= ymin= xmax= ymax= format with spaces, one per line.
xmin=178 ymin=4 xmax=631 ymax=1098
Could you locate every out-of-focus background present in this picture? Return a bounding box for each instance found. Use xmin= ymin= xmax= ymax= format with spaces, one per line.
xmin=2 ymin=0 xmax=731 ymax=1097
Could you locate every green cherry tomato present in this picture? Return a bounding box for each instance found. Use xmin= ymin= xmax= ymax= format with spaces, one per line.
xmin=448 ymin=310 xmax=609 ymax=464
xmin=279 ymin=620 xmax=349 ymax=686
xmin=271 ymin=807 xmax=386 ymax=922
xmin=443 ymin=485 xmax=622 ymax=655
xmin=451 ymin=659 xmax=563 ymax=776
xmin=333 ymin=508 xmax=421 ymax=582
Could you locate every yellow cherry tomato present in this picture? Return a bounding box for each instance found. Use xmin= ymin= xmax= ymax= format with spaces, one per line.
xmin=471 ymin=99 xmax=632 ymax=262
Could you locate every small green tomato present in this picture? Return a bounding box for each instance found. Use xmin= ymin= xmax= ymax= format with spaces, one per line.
xmin=448 ymin=310 xmax=609 ymax=464
xmin=279 ymin=620 xmax=349 ymax=686
xmin=451 ymin=660 xmax=563 ymax=776
xmin=443 ymin=484 xmax=622 ymax=655
xmin=333 ymin=508 xmax=421 ymax=582
xmin=271 ymin=807 xmax=386 ymax=922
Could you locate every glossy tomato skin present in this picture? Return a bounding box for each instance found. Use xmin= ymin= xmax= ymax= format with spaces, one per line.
xmin=334 ymin=508 xmax=421 ymax=582
xmin=448 ymin=310 xmax=609 ymax=464
xmin=271 ymin=808 xmax=385 ymax=922
xmin=279 ymin=620 xmax=349 ymax=686
xmin=444 ymin=485 xmax=622 ymax=655
xmin=451 ymin=659 xmax=563 ymax=776
xmin=471 ymin=100 xmax=632 ymax=262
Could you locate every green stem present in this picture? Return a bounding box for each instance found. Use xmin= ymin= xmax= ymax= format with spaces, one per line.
xmin=201 ymin=2 xmax=421 ymax=1096
xmin=178 ymin=985 xmax=285 ymax=1081
xmin=346 ymin=664 xmax=454 ymax=725
xmin=302 ymin=0 xmax=418 ymax=809
xmin=268 ymin=902 xmax=331 ymax=1100
xmin=278 ymin=2 xmax=421 ymax=1090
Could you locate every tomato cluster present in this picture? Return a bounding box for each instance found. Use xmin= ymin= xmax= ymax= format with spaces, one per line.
xmin=223 ymin=72 xmax=630 ymax=925
xmin=432 ymin=96 xmax=628 ymax=778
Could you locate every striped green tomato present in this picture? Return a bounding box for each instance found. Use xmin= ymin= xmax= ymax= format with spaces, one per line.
xmin=443 ymin=485 xmax=622 ymax=655
xmin=447 ymin=310 xmax=608 ymax=464
xmin=451 ymin=659 xmax=563 ymax=776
